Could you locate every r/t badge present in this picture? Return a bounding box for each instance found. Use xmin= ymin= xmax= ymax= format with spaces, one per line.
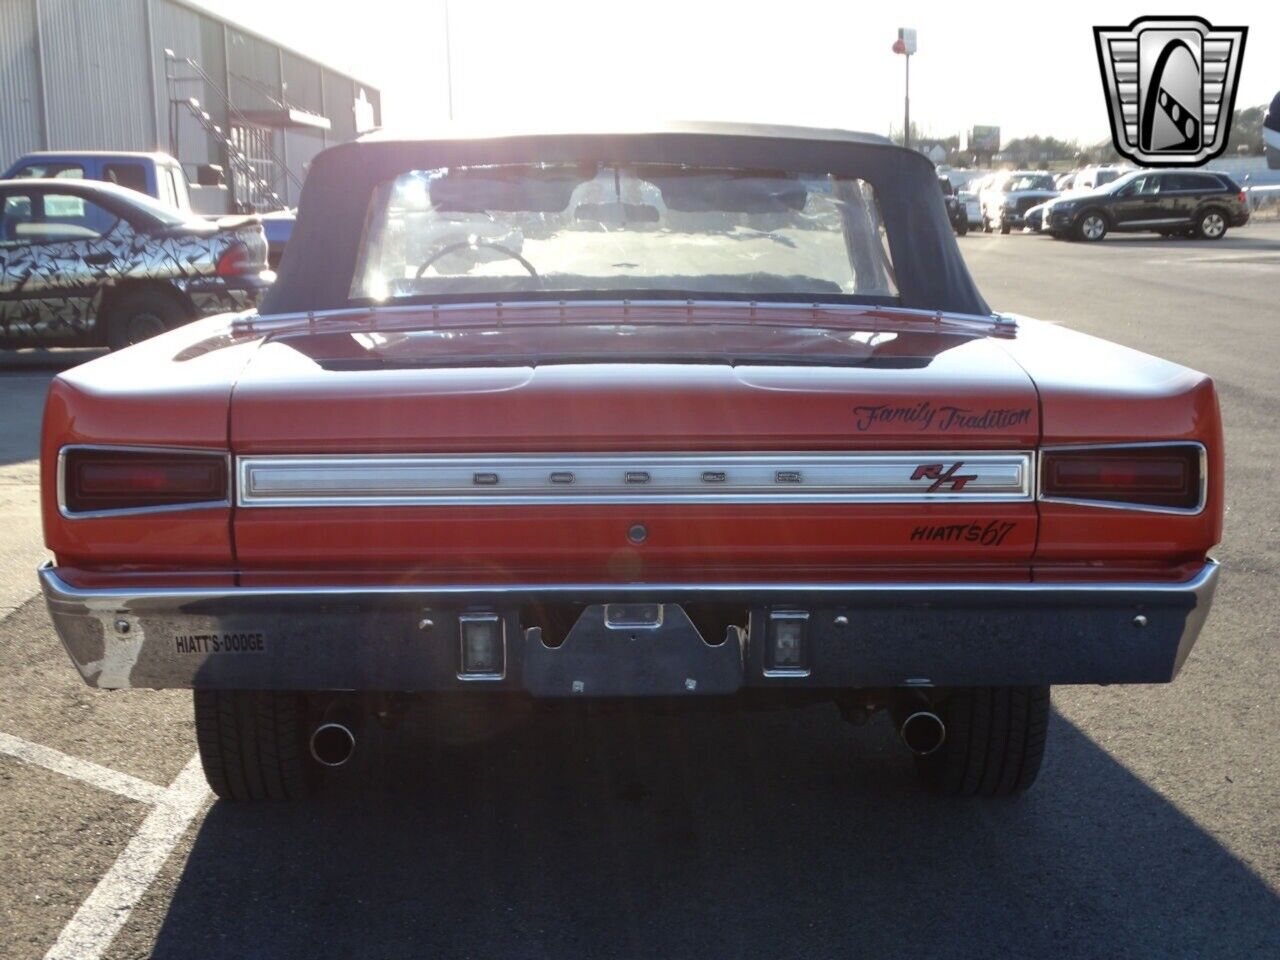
xmin=1094 ymin=16 xmax=1247 ymax=167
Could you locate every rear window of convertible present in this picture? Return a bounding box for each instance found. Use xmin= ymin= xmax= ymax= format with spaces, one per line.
xmin=349 ymin=163 xmax=898 ymax=302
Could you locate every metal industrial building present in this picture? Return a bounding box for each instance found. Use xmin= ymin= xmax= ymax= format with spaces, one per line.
xmin=0 ymin=0 xmax=381 ymax=210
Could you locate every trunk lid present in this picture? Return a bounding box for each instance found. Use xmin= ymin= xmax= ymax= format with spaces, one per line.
xmin=229 ymin=311 xmax=1040 ymax=581
xmin=231 ymin=318 xmax=1037 ymax=452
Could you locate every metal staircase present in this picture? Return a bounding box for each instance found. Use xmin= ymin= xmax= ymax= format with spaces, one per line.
xmin=163 ymin=50 xmax=302 ymax=212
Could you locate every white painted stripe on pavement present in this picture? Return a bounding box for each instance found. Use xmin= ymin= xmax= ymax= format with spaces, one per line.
xmin=0 ymin=732 xmax=165 ymax=805
xmin=43 ymin=754 xmax=210 ymax=960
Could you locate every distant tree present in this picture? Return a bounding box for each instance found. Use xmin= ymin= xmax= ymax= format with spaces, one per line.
xmin=998 ymin=135 xmax=1078 ymax=164
xmin=1226 ymin=104 xmax=1266 ymax=155
xmin=1081 ymin=138 xmax=1124 ymax=164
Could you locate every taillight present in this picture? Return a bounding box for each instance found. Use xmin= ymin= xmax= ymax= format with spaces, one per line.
xmin=215 ymin=242 xmax=254 ymax=277
xmin=61 ymin=448 xmax=228 ymax=515
xmin=1040 ymin=444 xmax=1202 ymax=511
xmin=1238 ymin=191 xmax=1247 ymax=204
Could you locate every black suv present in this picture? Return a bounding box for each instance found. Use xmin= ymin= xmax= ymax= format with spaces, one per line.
xmin=938 ymin=176 xmax=968 ymax=236
xmin=1044 ymin=170 xmax=1250 ymax=242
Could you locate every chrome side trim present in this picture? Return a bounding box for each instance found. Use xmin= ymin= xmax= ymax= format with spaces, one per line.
xmin=1037 ymin=441 xmax=1208 ymax=516
xmin=57 ymin=444 xmax=233 ymax=520
xmin=237 ymin=452 xmax=1034 ymax=507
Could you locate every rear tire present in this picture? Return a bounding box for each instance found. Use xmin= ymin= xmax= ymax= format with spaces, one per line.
xmin=194 ymin=691 xmax=318 ymax=801
xmin=914 ymin=686 xmax=1050 ymax=796
xmin=1194 ymin=208 xmax=1228 ymax=240
xmin=954 ymin=218 xmax=968 ymax=236
xmin=999 ymin=220 xmax=1011 ymax=235
xmin=104 ymin=289 xmax=189 ymax=351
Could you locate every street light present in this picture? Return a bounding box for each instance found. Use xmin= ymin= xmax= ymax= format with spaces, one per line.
xmin=892 ymin=28 xmax=917 ymax=150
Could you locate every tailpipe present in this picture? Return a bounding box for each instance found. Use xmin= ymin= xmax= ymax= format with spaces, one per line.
xmin=899 ymin=710 xmax=946 ymax=756
xmin=309 ymin=721 xmax=356 ymax=767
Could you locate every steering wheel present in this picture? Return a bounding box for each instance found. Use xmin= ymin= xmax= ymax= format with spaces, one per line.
xmin=415 ymin=240 xmax=539 ymax=281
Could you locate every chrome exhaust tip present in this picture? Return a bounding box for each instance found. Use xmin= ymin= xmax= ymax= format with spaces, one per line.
xmin=899 ymin=710 xmax=947 ymax=757
xmin=309 ymin=721 xmax=356 ymax=767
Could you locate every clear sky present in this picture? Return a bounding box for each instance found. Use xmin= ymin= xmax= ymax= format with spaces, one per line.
xmin=200 ymin=0 xmax=1278 ymax=146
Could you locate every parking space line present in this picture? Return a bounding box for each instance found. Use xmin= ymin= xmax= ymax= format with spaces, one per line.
xmin=0 ymin=732 xmax=165 ymax=805
xmin=43 ymin=753 xmax=209 ymax=960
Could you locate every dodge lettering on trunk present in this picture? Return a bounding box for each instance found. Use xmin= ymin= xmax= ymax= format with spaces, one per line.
xmin=38 ymin=125 xmax=1222 ymax=800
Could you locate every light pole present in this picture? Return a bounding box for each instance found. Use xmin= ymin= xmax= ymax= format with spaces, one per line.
xmin=893 ymin=28 xmax=917 ymax=150
xmin=443 ymin=0 xmax=454 ymax=120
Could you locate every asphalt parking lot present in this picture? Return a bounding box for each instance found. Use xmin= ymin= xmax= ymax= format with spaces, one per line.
xmin=1 ymin=224 xmax=1278 ymax=959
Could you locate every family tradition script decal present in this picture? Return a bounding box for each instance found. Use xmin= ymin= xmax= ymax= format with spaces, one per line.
xmin=853 ymin=402 xmax=1032 ymax=433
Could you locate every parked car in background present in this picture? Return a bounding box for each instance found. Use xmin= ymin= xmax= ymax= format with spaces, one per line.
xmin=980 ymin=171 xmax=1058 ymax=234
xmin=1043 ymin=169 xmax=1250 ymax=242
xmin=1267 ymin=90 xmax=1280 ymax=169
xmin=4 ymin=151 xmax=197 ymax=207
xmin=4 ymin=150 xmax=294 ymax=268
xmin=1068 ymin=164 xmax=1132 ymax=193
xmin=39 ymin=125 xmax=1222 ymax=804
xmin=1024 ymin=202 xmax=1049 ymax=232
xmin=0 ymin=178 xmax=270 ymax=348
xmin=957 ymin=175 xmax=987 ymax=228
xmin=939 ymin=175 xmax=968 ymax=235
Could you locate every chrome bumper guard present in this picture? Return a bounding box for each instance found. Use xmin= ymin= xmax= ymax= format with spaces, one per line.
xmin=38 ymin=561 xmax=1219 ymax=693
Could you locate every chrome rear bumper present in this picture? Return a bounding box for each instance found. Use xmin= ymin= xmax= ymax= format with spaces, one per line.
xmin=39 ymin=561 xmax=1218 ymax=693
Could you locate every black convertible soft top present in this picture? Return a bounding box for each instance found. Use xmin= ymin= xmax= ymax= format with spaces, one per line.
xmin=263 ymin=122 xmax=990 ymax=317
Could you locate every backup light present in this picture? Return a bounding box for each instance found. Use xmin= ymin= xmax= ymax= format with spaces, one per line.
xmin=458 ymin=613 xmax=505 ymax=679
xmin=61 ymin=448 xmax=228 ymax=515
xmin=765 ymin=610 xmax=810 ymax=676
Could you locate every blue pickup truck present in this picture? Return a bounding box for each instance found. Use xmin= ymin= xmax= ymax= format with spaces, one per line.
xmin=2 ymin=151 xmax=292 ymax=266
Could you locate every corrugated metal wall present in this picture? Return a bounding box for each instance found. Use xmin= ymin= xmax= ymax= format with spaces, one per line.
xmin=40 ymin=0 xmax=154 ymax=150
xmin=0 ymin=0 xmax=45 ymax=159
xmin=0 ymin=0 xmax=378 ymax=201
xmin=224 ymin=25 xmax=286 ymax=202
xmin=225 ymin=26 xmax=280 ymax=111
xmin=151 ymin=0 xmax=226 ymax=167
xmin=282 ymin=50 xmax=324 ymax=205
xmin=323 ymin=71 xmax=357 ymax=143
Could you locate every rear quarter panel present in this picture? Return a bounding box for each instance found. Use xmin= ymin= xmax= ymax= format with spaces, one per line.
xmin=41 ymin=317 xmax=258 ymax=570
xmin=999 ymin=318 xmax=1223 ymax=570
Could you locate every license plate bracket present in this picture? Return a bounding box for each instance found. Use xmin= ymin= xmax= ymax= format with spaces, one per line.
xmin=523 ymin=604 xmax=743 ymax=697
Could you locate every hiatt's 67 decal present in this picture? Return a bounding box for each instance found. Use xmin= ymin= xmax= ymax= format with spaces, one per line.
xmin=175 ymin=632 xmax=267 ymax=654
xmin=853 ymin=402 xmax=1031 ymax=433
xmin=911 ymin=521 xmax=1018 ymax=546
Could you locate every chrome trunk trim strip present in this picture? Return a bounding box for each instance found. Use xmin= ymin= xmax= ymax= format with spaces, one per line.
xmin=236 ymin=452 xmax=1034 ymax=507
xmin=232 ymin=299 xmax=1016 ymax=337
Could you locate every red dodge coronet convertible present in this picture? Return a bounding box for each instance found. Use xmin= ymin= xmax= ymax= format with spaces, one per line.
xmin=38 ymin=124 xmax=1221 ymax=801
